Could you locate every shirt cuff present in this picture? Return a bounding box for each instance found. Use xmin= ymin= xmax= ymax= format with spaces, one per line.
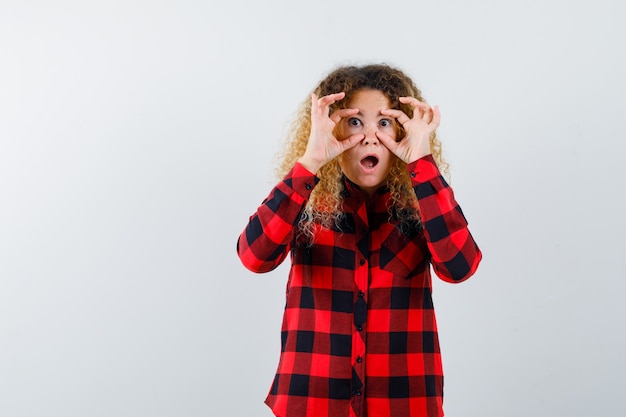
xmin=285 ymin=162 xmax=320 ymax=199
xmin=407 ymin=154 xmax=441 ymax=185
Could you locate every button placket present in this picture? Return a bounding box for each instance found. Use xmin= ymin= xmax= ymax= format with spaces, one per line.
xmin=351 ymin=198 xmax=369 ymax=410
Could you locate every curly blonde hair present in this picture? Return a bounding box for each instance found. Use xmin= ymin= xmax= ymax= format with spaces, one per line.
xmin=275 ymin=64 xmax=448 ymax=242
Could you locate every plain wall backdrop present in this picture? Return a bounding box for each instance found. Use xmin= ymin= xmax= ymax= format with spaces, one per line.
xmin=1 ymin=1 xmax=624 ymax=416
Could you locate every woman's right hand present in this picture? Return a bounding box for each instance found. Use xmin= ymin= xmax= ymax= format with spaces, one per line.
xmin=297 ymin=92 xmax=365 ymax=174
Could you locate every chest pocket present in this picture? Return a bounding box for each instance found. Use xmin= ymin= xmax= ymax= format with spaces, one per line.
xmin=379 ymin=221 xmax=430 ymax=279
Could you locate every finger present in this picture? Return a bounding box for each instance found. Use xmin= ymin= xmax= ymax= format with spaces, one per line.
xmin=430 ymin=105 xmax=441 ymax=128
xmin=421 ymin=106 xmax=432 ymax=122
xmin=399 ymin=97 xmax=434 ymax=121
xmin=318 ymin=92 xmax=345 ymax=106
xmin=310 ymin=93 xmax=323 ymax=117
xmin=330 ymin=108 xmax=359 ymax=124
xmin=376 ymin=132 xmax=399 ymax=151
xmin=316 ymin=92 xmax=346 ymax=117
xmin=381 ymin=109 xmax=411 ymax=125
xmin=399 ymin=96 xmax=430 ymax=109
xmin=399 ymin=96 xmax=432 ymax=119
xmin=309 ymin=94 xmax=323 ymax=127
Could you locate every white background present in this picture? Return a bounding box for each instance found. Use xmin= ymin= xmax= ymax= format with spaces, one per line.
xmin=1 ymin=1 xmax=625 ymax=416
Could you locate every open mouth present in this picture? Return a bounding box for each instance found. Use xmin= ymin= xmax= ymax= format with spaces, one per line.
xmin=360 ymin=156 xmax=379 ymax=169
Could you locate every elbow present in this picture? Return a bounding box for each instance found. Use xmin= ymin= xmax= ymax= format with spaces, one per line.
xmin=236 ymin=238 xmax=286 ymax=274
xmin=240 ymin=258 xmax=281 ymax=274
xmin=441 ymin=265 xmax=477 ymax=284
xmin=435 ymin=247 xmax=482 ymax=284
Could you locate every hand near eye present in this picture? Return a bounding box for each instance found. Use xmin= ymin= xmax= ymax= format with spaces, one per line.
xmin=377 ymin=97 xmax=441 ymax=164
xmin=297 ymin=92 xmax=365 ymax=174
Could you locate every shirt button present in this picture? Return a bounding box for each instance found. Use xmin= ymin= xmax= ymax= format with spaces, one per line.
xmin=305 ymin=183 xmax=312 ymax=190
xmin=354 ymin=389 xmax=362 ymax=396
xmin=358 ymin=291 xmax=364 ymax=298
xmin=356 ymin=356 xmax=363 ymax=363
xmin=359 ymin=259 xmax=365 ymax=266
xmin=356 ymin=325 xmax=363 ymax=331
xmin=410 ymin=172 xmax=416 ymax=178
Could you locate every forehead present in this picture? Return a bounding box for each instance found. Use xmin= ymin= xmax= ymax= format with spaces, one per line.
xmin=347 ymin=89 xmax=391 ymax=109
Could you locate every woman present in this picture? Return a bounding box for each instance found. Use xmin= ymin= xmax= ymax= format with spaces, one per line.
xmin=237 ymin=64 xmax=482 ymax=417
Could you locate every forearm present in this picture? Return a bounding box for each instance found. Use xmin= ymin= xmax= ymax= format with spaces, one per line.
xmin=408 ymin=155 xmax=482 ymax=282
xmin=237 ymin=163 xmax=318 ymax=273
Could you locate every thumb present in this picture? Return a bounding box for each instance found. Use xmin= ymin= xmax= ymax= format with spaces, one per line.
xmin=340 ymin=134 xmax=364 ymax=151
xmin=376 ymin=132 xmax=398 ymax=152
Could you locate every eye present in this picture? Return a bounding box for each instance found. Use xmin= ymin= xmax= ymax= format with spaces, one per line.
xmin=379 ymin=118 xmax=392 ymax=128
xmin=347 ymin=117 xmax=362 ymax=127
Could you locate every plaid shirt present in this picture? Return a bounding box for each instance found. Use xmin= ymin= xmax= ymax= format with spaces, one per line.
xmin=237 ymin=155 xmax=482 ymax=417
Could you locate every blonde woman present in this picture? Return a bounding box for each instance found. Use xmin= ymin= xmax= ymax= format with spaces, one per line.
xmin=237 ymin=64 xmax=482 ymax=417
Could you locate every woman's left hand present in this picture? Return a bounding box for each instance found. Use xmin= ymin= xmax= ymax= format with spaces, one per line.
xmin=377 ymin=97 xmax=441 ymax=163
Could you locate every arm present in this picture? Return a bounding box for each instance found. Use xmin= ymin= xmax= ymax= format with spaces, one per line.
xmin=236 ymin=163 xmax=318 ymax=273
xmin=378 ymin=98 xmax=480 ymax=282
xmin=238 ymin=92 xmax=364 ymax=273
xmin=408 ymin=155 xmax=482 ymax=283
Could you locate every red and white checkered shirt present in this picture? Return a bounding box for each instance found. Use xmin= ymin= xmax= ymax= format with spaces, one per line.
xmin=237 ymin=154 xmax=482 ymax=417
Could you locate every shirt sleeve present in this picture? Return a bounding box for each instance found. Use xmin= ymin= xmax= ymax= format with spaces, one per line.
xmin=237 ymin=162 xmax=318 ymax=273
xmin=407 ymin=154 xmax=482 ymax=283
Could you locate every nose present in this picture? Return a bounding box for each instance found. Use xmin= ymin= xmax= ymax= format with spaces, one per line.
xmin=363 ymin=124 xmax=379 ymax=145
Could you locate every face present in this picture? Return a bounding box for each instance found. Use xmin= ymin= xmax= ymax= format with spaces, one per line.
xmin=337 ymin=89 xmax=397 ymax=197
